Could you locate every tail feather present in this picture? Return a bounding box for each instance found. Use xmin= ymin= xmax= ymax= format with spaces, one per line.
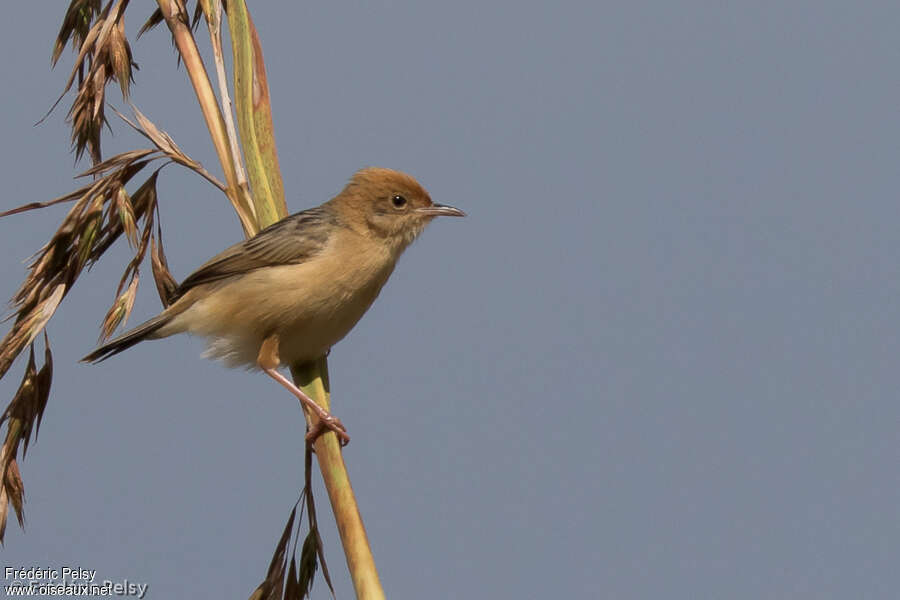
xmin=81 ymin=313 xmax=173 ymax=363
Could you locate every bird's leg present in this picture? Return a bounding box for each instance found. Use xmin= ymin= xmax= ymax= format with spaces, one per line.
xmin=258 ymin=335 xmax=350 ymax=446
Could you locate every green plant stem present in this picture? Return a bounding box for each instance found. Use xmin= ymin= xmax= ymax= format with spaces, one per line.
xmin=292 ymin=358 xmax=385 ymax=600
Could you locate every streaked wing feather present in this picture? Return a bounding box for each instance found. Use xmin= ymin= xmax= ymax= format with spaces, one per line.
xmin=174 ymin=207 xmax=336 ymax=298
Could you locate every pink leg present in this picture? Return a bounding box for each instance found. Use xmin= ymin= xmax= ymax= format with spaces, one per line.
xmin=262 ymin=367 xmax=350 ymax=446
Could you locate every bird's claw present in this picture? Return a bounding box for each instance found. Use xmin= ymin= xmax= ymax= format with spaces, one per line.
xmin=305 ymin=414 xmax=350 ymax=447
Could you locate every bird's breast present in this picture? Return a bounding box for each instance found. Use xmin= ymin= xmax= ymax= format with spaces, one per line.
xmin=180 ymin=234 xmax=397 ymax=366
xmin=276 ymin=240 xmax=396 ymax=362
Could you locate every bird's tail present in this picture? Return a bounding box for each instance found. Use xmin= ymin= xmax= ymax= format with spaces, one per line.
xmin=81 ymin=312 xmax=173 ymax=363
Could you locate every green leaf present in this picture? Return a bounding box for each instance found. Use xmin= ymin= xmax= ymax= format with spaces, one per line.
xmin=228 ymin=0 xmax=287 ymax=229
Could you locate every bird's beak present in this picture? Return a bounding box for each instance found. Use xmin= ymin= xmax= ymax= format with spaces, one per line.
xmin=416 ymin=203 xmax=466 ymax=217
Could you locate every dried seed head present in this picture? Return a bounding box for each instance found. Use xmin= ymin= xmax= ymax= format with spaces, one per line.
xmin=4 ymin=459 xmax=24 ymax=530
xmin=52 ymin=0 xmax=104 ymax=66
xmin=115 ymin=185 xmax=138 ymax=248
xmin=100 ymin=274 xmax=139 ymax=342
xmin=75 ymin=196 xmax=104 ymax=270
xmin=151 ymin=233 xmax=177 ymax=308
xmin=108 ymin=19 xmax=135 ymax=99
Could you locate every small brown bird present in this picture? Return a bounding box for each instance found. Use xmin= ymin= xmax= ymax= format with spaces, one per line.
xmin=83 ymin=168 xmax=465 ymax=444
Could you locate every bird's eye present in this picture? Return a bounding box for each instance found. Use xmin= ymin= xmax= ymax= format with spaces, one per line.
xmin=391 ymin=194 xmax=407 ymax=208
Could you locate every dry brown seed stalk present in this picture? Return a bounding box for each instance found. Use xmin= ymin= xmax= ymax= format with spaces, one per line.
xmin=114 ymin=106 xmax=227 ymax=191
xmin=47 ymin=0 xmax=137 ymax=162
xmin=0 ymin=335 xmax=52 ymax=543
xmin=150 ymin=224 xmax=178 ymax=308
xmin=80 ymin=148 xmax=157 ymax=177
xmin=1 ymin=153 xmax=159 ymax=386
xmin=154 ymin=0 xmax=258 ymax=234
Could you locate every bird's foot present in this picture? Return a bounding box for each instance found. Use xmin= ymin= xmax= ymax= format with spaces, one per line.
xmin=306 ymin=413 xmax=350 ymax=446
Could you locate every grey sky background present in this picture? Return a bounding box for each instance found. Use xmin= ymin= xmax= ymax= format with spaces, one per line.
xmin=1 ymin=2 xmax=898 ymax=598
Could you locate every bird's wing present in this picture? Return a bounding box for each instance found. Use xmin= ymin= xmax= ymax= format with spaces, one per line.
xmin=173 ymin=206 xmax=338 ymax=299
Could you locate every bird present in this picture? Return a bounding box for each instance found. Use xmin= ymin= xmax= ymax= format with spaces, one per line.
xmin=82 ymin=167 xmax=465 ymax=444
